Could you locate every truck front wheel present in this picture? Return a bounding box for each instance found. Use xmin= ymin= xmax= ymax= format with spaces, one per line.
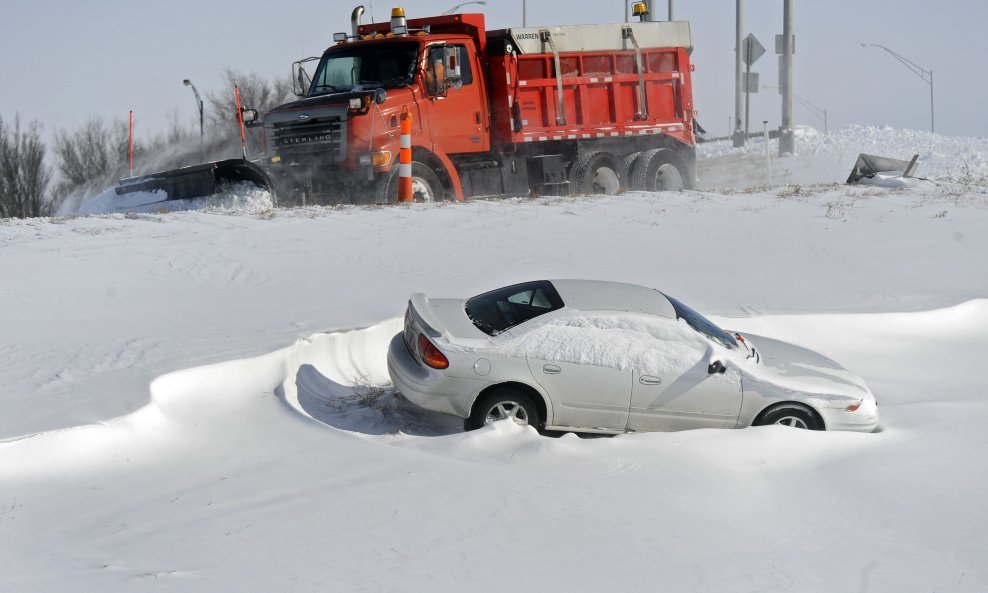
xmin=373 ymin=162 xmax=446 ymax=204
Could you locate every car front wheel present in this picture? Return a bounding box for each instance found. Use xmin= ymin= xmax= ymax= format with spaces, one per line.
xmin=466 ymin=388 xmax=542 ymax=431
xmin=754 ymin=404 xmax=823 ymax=430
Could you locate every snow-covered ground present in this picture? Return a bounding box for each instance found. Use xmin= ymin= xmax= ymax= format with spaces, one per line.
xmin=699 ymin=124 xmax=988 ymax=189
xmin=3 ymin=128 xmax=988 ymax=592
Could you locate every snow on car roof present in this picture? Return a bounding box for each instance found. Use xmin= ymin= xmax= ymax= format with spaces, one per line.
xmin=489 ymin=310 xmax=724 ymax=380
xmin=548 ymin=280 xmax=677 ymax=319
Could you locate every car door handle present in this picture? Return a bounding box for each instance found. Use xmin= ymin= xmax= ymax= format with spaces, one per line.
xmin=543 ymin=364 xmax=561 ymax=375
xmin=639 ymin=375 xmax=663 ymax=385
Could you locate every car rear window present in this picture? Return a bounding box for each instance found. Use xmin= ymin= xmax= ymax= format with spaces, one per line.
xmin=465 ymin=281 xmax=564 ymax=336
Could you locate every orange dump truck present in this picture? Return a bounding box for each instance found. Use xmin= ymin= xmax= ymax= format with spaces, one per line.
xmin=251 ymin=5 xmax=700 ymax=205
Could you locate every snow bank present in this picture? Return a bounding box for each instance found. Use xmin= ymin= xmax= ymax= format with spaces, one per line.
xmin=3 ymin=185 xmax=988 ymax=591
xmin=698 ymin=124 xmax=988 ymax=188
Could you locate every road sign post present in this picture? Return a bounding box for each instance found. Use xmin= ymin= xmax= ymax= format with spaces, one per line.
xmin=742 ymin=33 xmax=765 ymax=140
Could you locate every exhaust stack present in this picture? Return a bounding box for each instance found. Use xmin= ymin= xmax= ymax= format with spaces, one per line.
xmin=351 ymin=5 xmax=365 ymax=37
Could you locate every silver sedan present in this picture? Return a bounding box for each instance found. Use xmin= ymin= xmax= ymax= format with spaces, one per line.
xmin=387 ymin=280 xmax=879 ymax=434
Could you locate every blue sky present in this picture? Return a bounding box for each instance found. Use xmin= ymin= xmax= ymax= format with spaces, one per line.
xmin=2 ymin=0 xmax=985 ymax=143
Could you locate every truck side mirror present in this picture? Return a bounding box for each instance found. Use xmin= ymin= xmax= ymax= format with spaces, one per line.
xmin=292 ymin=58 xmax=315 ymax=97
xmin=708 ymin=360 xmax=727 ymax=375
xmin=374 ymin=87 xmax=388 ymax=105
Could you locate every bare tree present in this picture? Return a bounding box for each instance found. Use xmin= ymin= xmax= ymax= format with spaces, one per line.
xmin=0 ymin=114 xmax=53 ymax=218
xmin=206 ymin=68 xmax=294 ymax=135
xmin=51 ymin=117 xmax=127 ymax=199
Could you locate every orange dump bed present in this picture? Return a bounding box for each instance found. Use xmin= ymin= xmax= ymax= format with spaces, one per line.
xmin=488 ymin=47 xmax=694 ymax=149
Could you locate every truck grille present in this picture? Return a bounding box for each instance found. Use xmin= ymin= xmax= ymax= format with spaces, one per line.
xmin=272 ymin=117 xmax=346 ymax=162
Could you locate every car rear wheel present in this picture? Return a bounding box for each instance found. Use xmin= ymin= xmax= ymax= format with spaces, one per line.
xmin=466 ymin=388 xmax=542 ymax=431
xmin=754 ymin=404 xmax=823 ymax=430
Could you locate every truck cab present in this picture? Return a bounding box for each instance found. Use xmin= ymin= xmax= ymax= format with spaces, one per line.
xmin=262 ymin=10 xmax=492 ymax=204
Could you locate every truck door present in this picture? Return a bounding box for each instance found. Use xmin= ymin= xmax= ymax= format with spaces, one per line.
xmin=424 ymin=44 xmax=489 ymax=154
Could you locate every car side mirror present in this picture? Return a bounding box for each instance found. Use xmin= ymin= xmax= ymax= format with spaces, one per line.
xmin=708 ymin=360 xmax=727 ymax=375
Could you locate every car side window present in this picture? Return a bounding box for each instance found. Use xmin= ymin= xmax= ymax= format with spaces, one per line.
xmin=466 ymin=281 xmax=564 ymax=336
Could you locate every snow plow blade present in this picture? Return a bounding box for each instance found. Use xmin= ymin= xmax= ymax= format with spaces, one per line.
xmin=114 ymin=159 xmax=271 ymax=201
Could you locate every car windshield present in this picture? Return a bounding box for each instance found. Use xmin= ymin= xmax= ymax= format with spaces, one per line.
xmin=465 ymin=281 xmax=565 ymax=336
xmin=309 ymin=42 xmax=419 ymax=95
xmin=662 ymin=293 xmax=738 ymax=349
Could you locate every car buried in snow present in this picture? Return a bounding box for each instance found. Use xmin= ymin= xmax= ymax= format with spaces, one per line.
xmin=387 ymin=280 xmax=879 ymax=434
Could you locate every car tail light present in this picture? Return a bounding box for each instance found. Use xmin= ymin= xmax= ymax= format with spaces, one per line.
xmin=417 ymin=334 xmax=449 ymax=370
xmin=845 ymin=400 xmax=863 ymax=412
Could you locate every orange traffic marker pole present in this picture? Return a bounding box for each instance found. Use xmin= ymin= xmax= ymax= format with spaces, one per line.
xmin=398 ymin=106 xmax=413 ymax=203
xmin=235 ymin=85 xmax=247 ymax=159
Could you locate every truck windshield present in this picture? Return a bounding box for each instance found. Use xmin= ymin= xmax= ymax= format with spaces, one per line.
xmin=310 ymin=42 xmax=420 ymax=95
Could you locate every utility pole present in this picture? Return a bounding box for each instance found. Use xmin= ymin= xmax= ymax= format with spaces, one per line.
xmin=779 ymin=0 xmax=795 ymax=155
xmin=668 ymin=0 xmax=673 ymax=20
xmin=733 ymin=0 xmax=744 ymax=147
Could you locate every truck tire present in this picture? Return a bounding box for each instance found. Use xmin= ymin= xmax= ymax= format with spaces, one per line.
xmin=373 ymin=161 xmax=446 ymax=204
xmin=631 ymin=148 xmax=688 ymax=192
xmin=620 ymin=152 xmax=643 ymax=192
xmin=570 ymin=152 xmax=623 ymax=196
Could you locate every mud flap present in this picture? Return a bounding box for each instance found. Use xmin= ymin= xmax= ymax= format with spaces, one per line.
xmin=115 ymin=159 xmax=271 ymax=201
xmin=847 ymin=153 xmax=919 ymax=184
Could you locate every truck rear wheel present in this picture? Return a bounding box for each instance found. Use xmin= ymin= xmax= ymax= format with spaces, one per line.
xmin=631 ymin=149 xmax=688 ymax=192
xmin=374 ymin=162 xmax=446 ymax=204
xmin=620 ymin=152 xmax=643 ymax=192
xmin=570 ymin=152 xmax=623 ymax=196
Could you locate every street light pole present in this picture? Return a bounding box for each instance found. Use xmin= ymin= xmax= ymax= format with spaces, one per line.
xmin=861 ymin=43 xmax=935 ymax=133
xmin=183 ymin=79 xmax=204 ymax=162
xmin=441 ymin=1 xmax=486 ymax=15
